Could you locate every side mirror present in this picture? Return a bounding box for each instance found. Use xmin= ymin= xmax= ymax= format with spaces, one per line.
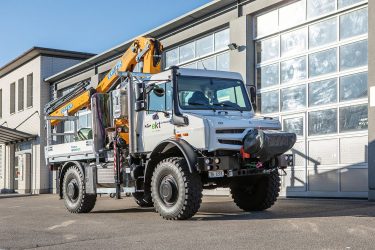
xmin=153 ymin=85 xmax=165 ymax=97
xmin=248 ymin=85 xmax=257 ymax=111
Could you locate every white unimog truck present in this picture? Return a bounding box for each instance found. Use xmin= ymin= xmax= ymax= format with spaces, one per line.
xmin=45 ymin=66 xmax=296 ymax=220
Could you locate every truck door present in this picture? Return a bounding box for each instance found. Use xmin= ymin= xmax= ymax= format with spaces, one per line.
xmin=142 ymin=81 xmax=174 ymax=151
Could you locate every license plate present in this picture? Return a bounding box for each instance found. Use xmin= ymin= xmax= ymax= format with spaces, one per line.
xmin=208 ymin=170 xmax=224 ymax=178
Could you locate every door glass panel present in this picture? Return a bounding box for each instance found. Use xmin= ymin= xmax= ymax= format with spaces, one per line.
xmin=280 ymin=85 xmax=306 ymax=111
xmin=256 ymin=10 xmax=278 ymax=37
xmin=309 ymin=78 xmax=337 ymax=106
xmin=281 ymin=28 xmax=307 ymax=57
xmin=340 ymin=72 xmax=367 ymax=101
xmin=257 ymin=63 xmax=279 ymax=89
xmin=148 ymin=84 xmax=166 ymax=112
xmin=340 ymin=7 xmax=368 ymax=40
xmin=309 ymin=18 xmax=337 ymax=49
xmin=281 ymin=56 xmax=306 ymax=84
xmin=307 ymin=0 xmax=336 ymax=19
xmin=339 ymin=40 xmax=368 ymax=70
xmin=279 ymin=0 xmax=305 ymax=29
xmin=339 ymin=104 xmax=368 ymax=132
xmin=259 ymin=90 xmax=279 ymax=114
xmin=308 ymin=108 xmax=337 ymax=135
xmin=256 ymin=36 xmax=279 ymax=63
xmin=283 ymin=116 xmax=304 ymax=136
xmin=309 ymin=48 xmax=337 ymax=77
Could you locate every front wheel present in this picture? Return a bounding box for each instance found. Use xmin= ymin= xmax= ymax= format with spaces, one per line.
xmin=151 ymin=157 xmax=202 ymax=220
xmin=230 ymin=171 xmax=280 ymax=212
xmin=62 ymin=165 xmax=96 ymax=213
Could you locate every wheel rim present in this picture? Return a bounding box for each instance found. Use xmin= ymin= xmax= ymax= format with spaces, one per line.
xmin=159 ymin=174 xmax=179 ymax=207
xmin=66 ymin=178 xmax=79 ymax=202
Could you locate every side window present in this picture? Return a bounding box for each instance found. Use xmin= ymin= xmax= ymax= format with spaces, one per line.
xmin=148 ymin=83 xmax=166 ymax=113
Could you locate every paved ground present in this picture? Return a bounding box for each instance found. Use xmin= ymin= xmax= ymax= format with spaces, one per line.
xmin=1 ymin=195 xmax=375 ymax=249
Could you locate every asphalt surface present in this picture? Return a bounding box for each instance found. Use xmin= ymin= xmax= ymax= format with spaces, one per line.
xmin=1 ymin=195 xmax=375 ymax=249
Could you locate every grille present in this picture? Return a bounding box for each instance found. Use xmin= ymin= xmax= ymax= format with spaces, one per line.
xmin=216 ymin=129 xmax=245 ymax=134
xmin=218 ymin=139 xmax=243 ymax=145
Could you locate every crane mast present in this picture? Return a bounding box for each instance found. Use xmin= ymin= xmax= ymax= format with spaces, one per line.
xmin=46 ymin=37 xmax=163 ymax=126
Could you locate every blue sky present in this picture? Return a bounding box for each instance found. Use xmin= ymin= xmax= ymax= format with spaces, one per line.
xmin=0 ymin=0 xmax=211 ymax=67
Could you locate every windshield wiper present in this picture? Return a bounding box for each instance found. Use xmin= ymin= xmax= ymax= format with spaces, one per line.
xmin=213 ymin=102 xmax=243 ymax=113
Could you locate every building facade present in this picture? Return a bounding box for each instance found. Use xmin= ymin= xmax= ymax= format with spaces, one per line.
xmin=45 ymin=0 xmax=372 ymax=198
xmin=0 ymin=48 xmax=94 ymax=194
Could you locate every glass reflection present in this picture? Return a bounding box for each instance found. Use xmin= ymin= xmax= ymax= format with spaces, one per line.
xmin=338 ymin=0 xmax=364 ymax=9
xmin=256 ymin=37 xmax=279 ymax=63
xmin=260 ymin=91 xmax=279 ymax=113
xmin=281 ymin=28 xmax=307 ymax=57
xmin=307 ymin=0 xmax=336 ymax=19
xmin=197 ymin=57 xmax=215 ymax=70
xmin=340 ymin=72 xmax=367 ymax=101
xmin=309 ymin=18 xmax=337 ymax=48
xmin=283 ymin=117 xmax=304 ymax=136
xmin=340 ymin=8 xmax=368 ymax=40
xmin=339 ymin=104 xmax=368 ymax=132
xmin=281 ymin=85 xmax=306 ymax=111
xmin=281 ymin=56 xmax=306 ymax=83
xmin=309 ymin=78 xmax=337 ymax=106
xmin=256 ymin=10 xmax=278 ymax=37
xmin=279 ymin=0 xmax=305 ymax=29
xmin=309 ymin=48 xmax=337 ymax=77
xmin=196 ymin=35 xmax=213 ymax=57
xmin=308 ymin=109 xmax=337 ymax=135
xmin=257 ymin=63 xmax=279 ymax=89
xmin=216 ymin=52 xmax=229 ymax=71
xmin=179 ymin=42 xmax=195 ymax=63
xmin=215 ymin=29 xmax=230 ymax=51
xmin=166 ymin=48 xmax=179 ymax=68
xmin=340 ymin=40 xmax=368 ymax=70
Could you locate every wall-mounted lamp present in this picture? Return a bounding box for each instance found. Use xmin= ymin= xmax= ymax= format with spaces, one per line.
xmin=228 ymin=43 xmax=238 ymax=50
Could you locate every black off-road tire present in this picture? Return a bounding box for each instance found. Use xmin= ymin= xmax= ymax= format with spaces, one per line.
xmin=151 ymin=157 xmax=202 ymax=220
xmin=62 ymin=165 xmax=97 ymax=213
xmin=132 ymin=192 xmax=153 ymax=207
xmin=230 ymin=171 xmax=280 ymax=211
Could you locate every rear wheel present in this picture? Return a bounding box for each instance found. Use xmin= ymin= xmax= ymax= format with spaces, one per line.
xmin=230 ymin=171 xmax=280 ymax=211
xmin=62 ymin=165 xmax=96 ymax=213
xmin=151 ymin=157 xmax=202 ymax=220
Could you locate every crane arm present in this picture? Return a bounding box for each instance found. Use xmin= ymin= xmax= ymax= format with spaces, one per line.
xmin=46 ymin=37 xmax=162 ymax=126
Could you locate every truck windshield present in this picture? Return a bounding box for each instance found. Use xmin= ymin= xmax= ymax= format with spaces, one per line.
xmin=178 ymin=76 xmax=251 ymax=111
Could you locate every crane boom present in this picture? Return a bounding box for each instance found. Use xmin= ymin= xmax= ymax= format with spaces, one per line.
xmin=46 ymin=37 xmax=162 ymax=126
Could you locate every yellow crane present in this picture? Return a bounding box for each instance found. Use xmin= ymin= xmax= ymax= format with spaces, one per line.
xmin=46 ymin=37 xmax=163 ymax=126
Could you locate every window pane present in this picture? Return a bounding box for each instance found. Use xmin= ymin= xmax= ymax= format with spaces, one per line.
xmin=338 ymin=0 xmax=364 ymax=8
xmin=256 ymin=36 xmax=279 ymax=63
xmin=196 ymin=35 xmax=213 ymax=57
xmin=281 ymin=28 xmax=306 ymax=57
xmin=309 ymin=78 xmax=337 ymax=106
xmin=339 ymin=104 xmax=368 ymax=132
xmin=197 ymin=57 xmax=215 ymax=70
xmin=281 ymin=56 xmax=306 ymax=83
xmin=257 ymin=63 xmax=279 ymax=89
xmin=256 ymin=10 xmax=278 ymax=37
xmin=149 ymin=84 xmax=166 ymax=111
xmin=179 ymin=42 xmax=195 ymax=63
xmin=309 ymin=48 xmax=337 ymax=77
xmin=307 ymin=0 xmax=336 ymax=19
xmin=216 ymin=52 xmax=229 ymax=71
xmin=281 ymin=85 xmax=306 ymax=111
xmin=259 ymin=91 xmax=279 ymax=114
xmin=339 ymin=40 xmax=368 ymax=70
xmin=10 ymin=82 xmax=15 ymax=114
xmin=309 ymin=18 xmax=337 ymax=49
xmin=78 ymin=114 xmax=88 ymax=129
xmin=215 ymin=29 xmax=229 ymax=51
xmin=18 ymin=78 xmax=24 ymax=111
xmin=308 ymin=109 xmax=337 ymax=135
xmin=283 ymin=117 xmax=304 ymax=136
xmin=27 ymin=73 xmax=33 ymax=107
xmin=340 ymin=72 xmax=367 ymax=101
xmin=165 ymin=48 xmax=178 ymax=68
xmin=340 ymin=8 xmax=368 ymax=40
xmin=279 ymin=0 xmax=305 ymax=29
